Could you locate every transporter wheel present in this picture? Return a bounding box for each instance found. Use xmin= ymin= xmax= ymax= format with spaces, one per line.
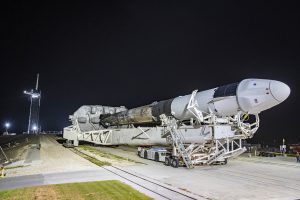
xmin=165 ymin=157 xmax=171 ymax=166
xmin=224 ymin=158 xmax=228 ymax=165
xmin=144 ymin=151 xmax=148 ymax=159
xmin=220 ymin=158 xmax=228 ymax=165
xmin=171 ymin=158 xmax=179 ymax=168
xmin=155 ymin=152 xmax=159 ymax=162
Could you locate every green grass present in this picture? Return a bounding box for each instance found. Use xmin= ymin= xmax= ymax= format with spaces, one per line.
xmin=78 ymin=145 xmax=144 ymax=164
xmin=71 ymin=148 xmax=111 ymax=166
xmin=4 ymin=165 xmax=27 ymax=170
xmin=0 ymin=180 xmax=153 ymax=200
xmin=273 ymin=152 xmax=297 ymax=157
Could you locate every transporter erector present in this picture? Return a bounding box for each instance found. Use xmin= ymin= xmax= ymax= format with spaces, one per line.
xmin=63 ymin=79 xmax=290 ymax=168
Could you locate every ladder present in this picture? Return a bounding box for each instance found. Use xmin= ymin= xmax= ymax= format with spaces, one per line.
xmin=161 ymin=115 xmax=194 ymax=168
xmin=207 ymin=148 xmax=226 ymax=165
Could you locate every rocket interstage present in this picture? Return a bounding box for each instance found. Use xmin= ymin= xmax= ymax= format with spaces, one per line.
xmin=100 ymin=79 xmax=290 ymax=127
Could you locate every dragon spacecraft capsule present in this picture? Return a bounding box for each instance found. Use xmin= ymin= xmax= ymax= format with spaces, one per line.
xmin=100 ymin=79 xmax=290 ymax=127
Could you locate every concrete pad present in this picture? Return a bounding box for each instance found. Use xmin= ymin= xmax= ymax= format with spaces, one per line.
xmin=121 ymin=158 xmax=300 ymax=199
xmin=92 ymin=146 xmax=300 ymax=199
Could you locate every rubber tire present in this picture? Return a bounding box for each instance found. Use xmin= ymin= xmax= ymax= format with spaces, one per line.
xmin=144 ymin=151 xmax=148 ymax=159
xmin=165 ymin=157 xmax=171 ymax=166
xmin=171 ymin=158 xmax=179 ymax=168
xmin=155 ymin=152 xmax=159 ymax=162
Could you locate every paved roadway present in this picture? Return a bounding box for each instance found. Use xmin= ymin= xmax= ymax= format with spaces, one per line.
xmin=4 ymin=135 xmax=98 ymax=176
xmin=94 ymin=146 xmax=300 ymax=200
xmin=0 ymin=169 xmax=118 ymax=190
xmin=0 ymin=135 xmax=202 ymax=200
xmin=0 ymin=167 xmax=202 ymax=200
xmin=1 ymin=137 xmax=300 ymax=199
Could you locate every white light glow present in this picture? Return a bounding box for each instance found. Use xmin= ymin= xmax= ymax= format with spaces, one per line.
xmin=5 ymin=122 xmax=10 ymax=128
xmin=32 ymin=94 xmax=40 ymax=98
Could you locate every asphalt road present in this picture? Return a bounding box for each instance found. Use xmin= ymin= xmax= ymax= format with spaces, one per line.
xmin=0 ymin=169 xmax=116 ymax=190
xmin=1 ymin=135 xmax=202 ymax=199
xmin=2 ymin=137 xmax=300 ymax=200
xmin=0 ymin=167 xmax=202 ymax=200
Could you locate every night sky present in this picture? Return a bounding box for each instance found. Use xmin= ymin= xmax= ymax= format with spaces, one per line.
xmin=1 ymin=1 xmax=299 ymax=144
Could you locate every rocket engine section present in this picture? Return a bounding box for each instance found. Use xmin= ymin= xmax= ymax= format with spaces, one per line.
xmin=100 ymin=79 xmax=290 ymax=127
xmin=100 ymin=105 xmax=156 ymax=127
xmin=70 ymin=105 xmax=127 ymax=132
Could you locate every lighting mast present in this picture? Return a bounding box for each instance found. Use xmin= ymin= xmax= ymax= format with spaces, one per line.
xmin=24 ymin=73 xmax=41 ymax=134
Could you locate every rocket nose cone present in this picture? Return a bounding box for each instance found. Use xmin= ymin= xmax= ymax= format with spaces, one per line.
xmin=270 ymin=81 xmax=290 ymax=102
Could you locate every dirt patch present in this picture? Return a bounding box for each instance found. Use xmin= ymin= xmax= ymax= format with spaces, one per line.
xmin=34 ymin=186 xmax=58 ymax=200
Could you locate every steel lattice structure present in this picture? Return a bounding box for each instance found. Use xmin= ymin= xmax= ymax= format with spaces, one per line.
xmin=24 ymin=74 xmax=41 ymax=134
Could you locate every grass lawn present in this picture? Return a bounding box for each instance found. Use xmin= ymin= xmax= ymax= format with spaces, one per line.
xmin=71 ymin=148 xmax=112 ymax=166
xmin=0 ymin=180 xmax=152 ymax=200
xmin=78 ymin=145 xmax=144 ymax=164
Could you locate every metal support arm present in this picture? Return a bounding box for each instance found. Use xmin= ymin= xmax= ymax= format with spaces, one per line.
xmin=187 ymin=90 xmax=204 ymax=123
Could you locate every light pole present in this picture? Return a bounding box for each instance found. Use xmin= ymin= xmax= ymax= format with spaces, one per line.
xmin=4 ymin=122 xmax=10 ymax=134
xmin=32 ymin=125 xmax=37 ymax=134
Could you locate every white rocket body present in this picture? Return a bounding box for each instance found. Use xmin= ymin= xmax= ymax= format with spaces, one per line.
xmin=171 ymin=79 xmax=290 ymax=120
xmin=100 ymin=79 xmax=290 ymax=126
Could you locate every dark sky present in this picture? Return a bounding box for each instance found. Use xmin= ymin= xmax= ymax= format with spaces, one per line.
xmin=1 ymin=1 xmax=299 ymax=144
